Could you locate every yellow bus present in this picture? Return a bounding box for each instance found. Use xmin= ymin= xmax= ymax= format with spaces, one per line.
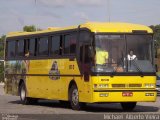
xmin=4 ymin=22 xmax=157 ymax=111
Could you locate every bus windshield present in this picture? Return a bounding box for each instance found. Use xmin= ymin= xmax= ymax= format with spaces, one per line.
xmin=92 ymin=34 xmax=155 ymax=73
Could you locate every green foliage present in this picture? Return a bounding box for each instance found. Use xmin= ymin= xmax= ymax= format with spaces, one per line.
xmin=0 ymin=35 xmax=5 ymax=59
xmin=149 ymin=25 xmax=160 ymax=48
xmin=23 ymin=25 xmax=42 ymax=32
xmin=0 ymin=35 xmax=5 ymax=43
xmin=0 ymin=61 xmax=4 ymax=82
xmin=23 ymin=25 xmax=36 ymax=32
xmin=0 ymin=35 xmax=5 ymax=82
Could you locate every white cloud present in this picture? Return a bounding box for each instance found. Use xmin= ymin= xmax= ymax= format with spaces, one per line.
xmin=38 ymin=0 xmax=66 ymax=7
xmin=38 ymin=0 xmax=104 ymax=7
xmin=1 ymin=0 xmax=160 ymax=36
xmin=75 ymin=0 xmax=104 ymax=6
xmin=0 ymin=15 xmax=23 ymax=35
xmin=74 ymin=12 xmax=89 ymax=21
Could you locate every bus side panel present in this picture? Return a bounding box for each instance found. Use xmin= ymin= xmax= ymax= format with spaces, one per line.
xmin=26 ymin=59 xmax=60 ymax=99
xmin=53 ymin=59 xmax=85 ymax=101
xmin=25 ymin=59 xmax=85 ymax=101
xmin=44 ymin=58 xmax=93 ymax=102
xmin=4 ymin=59 xmax=93 ymax=102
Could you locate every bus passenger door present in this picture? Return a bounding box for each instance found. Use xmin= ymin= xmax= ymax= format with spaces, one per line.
xmin=80 ymin=44 xmax=91 ymax=81
xmin=80 ymin=44 xmax=92 ymax=101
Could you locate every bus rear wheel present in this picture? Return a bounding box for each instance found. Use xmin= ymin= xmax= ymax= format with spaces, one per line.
xmin=121 ymin=102 xmax=137 ymax=111
xmin=69 ymin=84 xmax=85 ymax=110
xmin=19 ymin=82 xmax=37 ymax=105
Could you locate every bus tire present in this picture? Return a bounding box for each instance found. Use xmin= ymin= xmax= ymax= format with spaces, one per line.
xmin=19 ymin=82 xmax=37 ymax=105
xmin=69 ymin=84 xmax=85 ymax=110
xmin=121 ymin=102 xmax=137 ymax=111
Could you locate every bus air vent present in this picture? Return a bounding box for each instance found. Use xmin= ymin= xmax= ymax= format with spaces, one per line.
xmin=112 ymin=84 xmax=125 ymax=88
xmin=129 ymin=84 xmax=142 ymax=87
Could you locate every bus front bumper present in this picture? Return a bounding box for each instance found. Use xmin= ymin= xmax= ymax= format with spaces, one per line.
xmin=92 ymin=90 xmax=157 ymax=103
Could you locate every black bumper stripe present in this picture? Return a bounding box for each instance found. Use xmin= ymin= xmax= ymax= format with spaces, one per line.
xmin=6 ymin=74 xmax=82 ymax=77
xmin=94 ymin=90 xmax=157 ymax=92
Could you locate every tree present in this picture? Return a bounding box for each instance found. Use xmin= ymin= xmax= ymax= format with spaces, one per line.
xmin=149 ymin=25 xmax=160 ymax=72
xmin=0 ymin=35 xmax=5 ymax=82
xmin=23 ymin=25 xmax=36 ymax=32
xmin=149 ymin=25 xmax=160 ymax=47
xmin=23 ymin=25 xmax=42 ymax=32
xmin=0 ymin=35 xmax=5 ymax=59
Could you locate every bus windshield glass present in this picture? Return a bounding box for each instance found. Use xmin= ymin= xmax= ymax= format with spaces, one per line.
xmin=92 ymin=34 xmax=155 ymax=73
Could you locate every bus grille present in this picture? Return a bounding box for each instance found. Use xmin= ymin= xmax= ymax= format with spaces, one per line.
xmin=112 ymin=84 xmax=142 ymax=88
xmin=112 ymin=84 xmax=125 ymax=88
xmin=129 ymin=84 xmax=142 ymax=87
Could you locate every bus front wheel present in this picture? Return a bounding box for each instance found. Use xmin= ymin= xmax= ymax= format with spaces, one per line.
xmin=121 ymin=102 xmax=137 ymax=111
xmin=69 ymin=84 xmax=85 ymax=110
xmin=19 ymin=82 xmax=37 ymax=105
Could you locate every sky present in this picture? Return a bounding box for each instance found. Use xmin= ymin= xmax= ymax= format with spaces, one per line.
xmin=0 ymin=0 xmax=160 ymax=36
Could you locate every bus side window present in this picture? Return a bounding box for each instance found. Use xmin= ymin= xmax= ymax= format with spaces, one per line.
xmin=24 ymin=39 xmax=29 ymax=57
xmin=17 ymin=40 xmax=24 ymax=57
xmin=51 ymin=35 xmax=61 ymax=55
xmin=7 ymin=41 xmax=16 ymax=58
xmin=38 ymin=37 xmax=48 ymax=56
xmin=60 ymin=36 xmax=63 ymax=55
xmin=29 ymin=38 xmax=36 ymax=57
xmin=64 ymin=33 xmax=77 ymax=55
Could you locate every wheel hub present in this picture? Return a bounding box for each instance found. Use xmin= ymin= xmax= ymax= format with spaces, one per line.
xmin=72 ymin=89 xmax=78 ymax=105
xmin=21 ymin=86 xmax=25 ymax=101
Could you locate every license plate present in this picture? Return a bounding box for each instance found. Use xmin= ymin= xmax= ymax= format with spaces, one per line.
xmin=122 ymin=92 xmax=133 ymax=97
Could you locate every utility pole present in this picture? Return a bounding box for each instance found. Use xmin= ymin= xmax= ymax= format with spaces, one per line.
xmin=107 ymin=0 xmax=111 ymax=22
xmin=35 ymin=0 xmax=37 ymax=31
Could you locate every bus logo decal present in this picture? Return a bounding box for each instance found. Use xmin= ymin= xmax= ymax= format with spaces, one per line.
xmin=49 ymin=61 xmax=60 ymax=80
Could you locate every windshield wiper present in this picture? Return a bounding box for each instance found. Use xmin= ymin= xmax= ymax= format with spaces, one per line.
xmin=111 ymin=59 xmax=144 ymax=77
xmin=131 ymin=60 xmax=144 ymax=77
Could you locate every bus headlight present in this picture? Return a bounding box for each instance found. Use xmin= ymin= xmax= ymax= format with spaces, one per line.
xmin=145 ymin=83 xmax=155 ymax=88
xmin=94 ymin=84 xmax=109 ymax=88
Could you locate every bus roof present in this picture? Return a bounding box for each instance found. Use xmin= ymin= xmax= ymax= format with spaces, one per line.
xmin=81 ymin=22 xmax=153 ymax=33
xmin=6 ymin=22 xmax=153 ymax=38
